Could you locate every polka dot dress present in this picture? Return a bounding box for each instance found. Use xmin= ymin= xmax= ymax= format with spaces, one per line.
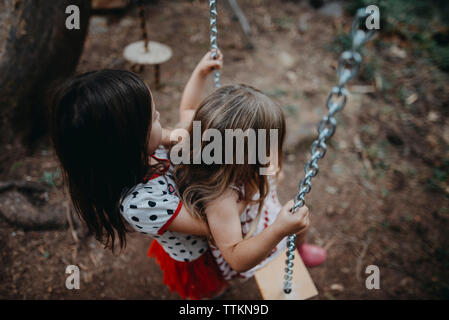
xmin=121 ymin=147 xmax=208 ymax=263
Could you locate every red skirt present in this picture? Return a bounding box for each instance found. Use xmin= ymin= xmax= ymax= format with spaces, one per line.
xmin=147 ymin=240 xmax=228 ymax=300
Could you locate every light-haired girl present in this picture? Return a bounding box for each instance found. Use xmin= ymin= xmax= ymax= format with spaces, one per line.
xmin=174 ymin=84 xmax=326 ymax=281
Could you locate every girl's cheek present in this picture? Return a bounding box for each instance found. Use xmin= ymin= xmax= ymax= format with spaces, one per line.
xmin=148 ymin=120 xmax=162 ymax=153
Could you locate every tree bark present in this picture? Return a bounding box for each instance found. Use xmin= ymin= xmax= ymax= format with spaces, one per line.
xmin=0 ymin=0 xmax=91 ymax=147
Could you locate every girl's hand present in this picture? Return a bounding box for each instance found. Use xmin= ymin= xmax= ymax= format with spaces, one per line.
xmin=195 ymin=50 xmax=223 ymax=77
xmin=179 ymin=49 xmax=223 ymax=122
xmin=273 ymin=200 xmax=310 ymax=238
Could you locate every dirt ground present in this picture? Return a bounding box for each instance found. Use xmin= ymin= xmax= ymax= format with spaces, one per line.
xmin=1 ymin=0 xmax=449 ymax=300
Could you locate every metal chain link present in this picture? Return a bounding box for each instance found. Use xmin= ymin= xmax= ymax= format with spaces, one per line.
xmin=283 ymin=8 xmax=376 ymax=294
xmin=209 ymin=0 xmax=221 ymax=87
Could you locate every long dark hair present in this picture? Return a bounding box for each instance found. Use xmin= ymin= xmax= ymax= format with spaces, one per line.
xmin=50 ymin=70 xmax=157 ymax=252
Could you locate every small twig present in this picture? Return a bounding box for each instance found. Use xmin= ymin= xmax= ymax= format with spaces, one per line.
xmin=335 ymin=231 xmax=359 ymax=244
xmin=78 ymin=262 xmax=89 ymax=271
xmin=89 ymin=252 xmax=99 ymax=268
xmin=0 ymin=180 xmax=49 ymax=194
xmin=225 ymin=0 xmax=253 ymax=48
xmin=356 ymin=235 xmax=372 ymax=281
xmin=65 ymin=199 xmax=79 ymax=243
xmin=353 ymin=135 xmax=375 ymax=178
xmin=323 ymin=235 xmax=338 ymax=251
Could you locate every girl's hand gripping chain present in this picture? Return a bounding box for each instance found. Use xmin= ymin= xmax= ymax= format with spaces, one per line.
xmin=272 ymin=200 xmax=310 ymax=244
xmin=195 ymin=50 xmax=223 ymax=77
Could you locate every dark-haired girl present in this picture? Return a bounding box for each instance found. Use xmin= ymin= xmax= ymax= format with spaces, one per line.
xmin=51 ymin=51 xmax=228 ymax=299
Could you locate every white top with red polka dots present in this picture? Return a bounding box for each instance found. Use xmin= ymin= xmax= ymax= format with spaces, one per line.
xmin=120 ymin=147 xmax=209 ymax=262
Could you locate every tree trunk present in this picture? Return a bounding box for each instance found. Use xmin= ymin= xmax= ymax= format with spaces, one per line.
xmin=0 ymin=0 xmax=91 ymax=148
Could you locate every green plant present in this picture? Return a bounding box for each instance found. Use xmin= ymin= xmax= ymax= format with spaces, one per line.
xmin=346 ymin=0 xmax=449 ymax=73
xmin=39 ymin=169 xmax=61 ymax=188
xmin=327 ymin=33 xmax=352 ymax=54
xmin=430 ymin=44 xmax=449 ymax=72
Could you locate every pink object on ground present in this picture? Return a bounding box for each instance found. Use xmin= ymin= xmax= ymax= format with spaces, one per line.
xmin=298 ymin=243 xmax=327 ymax=267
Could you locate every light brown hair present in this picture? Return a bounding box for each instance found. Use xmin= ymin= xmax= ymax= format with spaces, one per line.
xmin=173 ymin=84 xmax=286 ymax=236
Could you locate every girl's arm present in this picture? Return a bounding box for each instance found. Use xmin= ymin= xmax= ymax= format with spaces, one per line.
xmin=167 ymin=205 xmax=209 ymax=236
xmin=206 ymin=190 xmax=282 ymax=272
xmin=206 ymin=191 xmax=310 ymax=273
xmin=159 ymin=51 xmax=223 ymax=147
xmin=179 ymin=50 xmax=223 ymax=124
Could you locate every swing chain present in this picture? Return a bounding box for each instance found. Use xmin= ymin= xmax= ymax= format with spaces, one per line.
xmin=209 ymin=0 xmax=221 ymax=87
xmin=284 ymin=8 xmax=376 ymax=294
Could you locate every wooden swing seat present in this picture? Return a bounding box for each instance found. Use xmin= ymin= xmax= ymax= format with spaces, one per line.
xmin=254 ymin=248 xmax=318 ymax=300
